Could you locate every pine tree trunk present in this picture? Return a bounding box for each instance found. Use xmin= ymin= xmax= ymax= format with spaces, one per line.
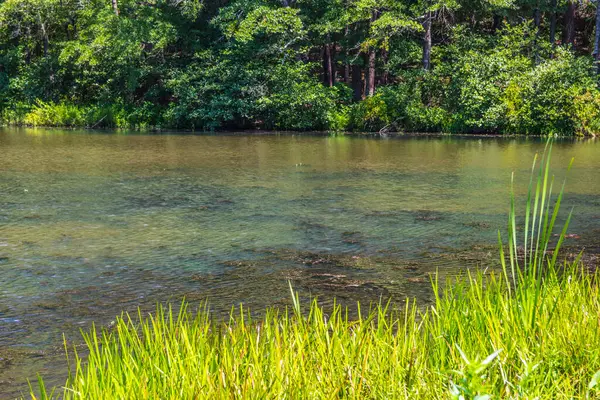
xmin=352 ymin=64 xmax=362 ymax=101
xmin=25 ymin=27 xmax=31 ymax=64
xmin=563 ymin=1 xmax=576 ymax=47
xmin=362 ymin=67 xmax=367 ymax=97
xmin=367 ymin=47 xmax=376 ymax=96
xmin=381 ymin=48 xmax=389 ymax=85
xmin=367 ymin=11 xmax=377 ymax=96
xmin=42 ymin=23 xmax=49 ymax=57
xmin=344 ymin=26 xmax=350 ymax=83
xmin=112 ymin=0 xmax=119 ymax=16
xmin=534 ymin=7 xmax=541 ymax=64
xmin=549 ymin=0 xmax=557 ymax=53
xmin=423 ymin=11 xmax=432 ymax=70
xmin=492 ymin=14 xmax=502 ymax=33
xmin=331 ymin=42 xmax=337 ymax=84
xmin=323 ymin=43 xmax=333 ymax=87
xmin=344 ymin=61 xmax=350 ymax=84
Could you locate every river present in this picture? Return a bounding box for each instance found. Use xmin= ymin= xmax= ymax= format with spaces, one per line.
xmin=1 ymin=128 xmax=599 ymax=397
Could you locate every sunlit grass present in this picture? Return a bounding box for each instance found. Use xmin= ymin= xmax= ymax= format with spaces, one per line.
xmin=31 ymin=143 xmax=600 ymax=399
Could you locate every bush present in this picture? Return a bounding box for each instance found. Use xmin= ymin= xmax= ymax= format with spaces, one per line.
xmin=166 ymin=59 xmax=349 ymax=131
xmin=16 ymin=101 xmax=144 ymax=129
xmin=424 ymin=24 xmax=533 ymax=133
xmin=572 ymin=90 xmax=600 ymax=136
xmin=411 ymin=24 xmax=600 ymax=135
xmin=257 ymin=66 xmax=349 ymax=131
xmin=0 ymin=101 xmax=29 ymax=125
xmin=24 ymin=101 xmax=87 ymax=127
xmin=503 ymin=49 xmax=600 ymax=135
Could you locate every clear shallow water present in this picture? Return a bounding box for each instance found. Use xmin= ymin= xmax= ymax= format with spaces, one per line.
xmin=1 ymin=129 xmax=599 ymax=396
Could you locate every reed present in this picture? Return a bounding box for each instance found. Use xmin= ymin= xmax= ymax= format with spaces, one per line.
xmin=31 ymin=144 xmax=600 ymax=399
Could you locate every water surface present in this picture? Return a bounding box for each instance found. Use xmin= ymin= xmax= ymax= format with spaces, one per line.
xmin=1 ymin=129 xmax=599 ymax=396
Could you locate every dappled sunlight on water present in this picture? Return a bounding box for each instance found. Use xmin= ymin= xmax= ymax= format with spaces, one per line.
xmin=1 ymin=129 xmax=599 ymax=396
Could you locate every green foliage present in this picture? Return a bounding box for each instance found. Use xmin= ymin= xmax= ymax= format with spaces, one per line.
xmin=221 ymin=5 xmax=304 ymax=44
xmin=257 ymin=67 xmax=348 ymax=130
xmin=21 ymin=101 xmax=144 ymax=128
xmin=428 ymin=25 xmax=533 ymax=132
xmin=347 ymin=80 xmax=450 ymax=132
xmin=0 ymin=101 xmax=29 ymax=125
xmin=0 ymin=0 xmax=599 ymax=135
xmin=503 ymin=49 xmax=600 ymax=135
xmin=344 ymin=25 xmax=600 ymax=135
xmin=164 ymin=54 xmax=346 ymax=130
xmin=449 ymin=347 xmax=500 ymax=400
xmin=349 ymin=89 xmax=395 ymax=132
xmin=24 ymin=101 xmax=87 ymax=127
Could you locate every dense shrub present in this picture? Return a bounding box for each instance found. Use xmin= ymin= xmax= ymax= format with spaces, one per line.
xmin=19 ymin=101 xmax=142 ymax=129
xmin=503 ymin=49 xmax=600 ymax=135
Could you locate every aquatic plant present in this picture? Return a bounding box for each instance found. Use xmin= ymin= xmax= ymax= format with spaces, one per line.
xmin=30 ymin=144 xmax=600 ymax=399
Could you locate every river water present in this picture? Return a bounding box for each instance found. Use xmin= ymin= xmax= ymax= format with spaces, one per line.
xmin=1 ymin=128 xmax=599 ymax=397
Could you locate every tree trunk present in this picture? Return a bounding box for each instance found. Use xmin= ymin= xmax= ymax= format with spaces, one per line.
xmin=563 ymin=1 xmax=576 ymax=47
xmin=37 ymin=12 xmax=49 ymax=58
xmin=25 ymin=27 xmax=31 ymax=64
xmin=323 ymin=43 xmax=333 ymax=87
xmin=367 ymin=11 xmax=377 ymax=96
xmin=533 ymin=6 xmax=541 ymax=64
xmin=381 ymin=48 xmax=389 ymax=85
xmin=331 ymin=42 xmax=338 ymax=84
xmin=362 ymin=66 xmax=367 ymax=97
xmin=550 ymin=0 xmax=557 ymax=55
xmin=112 ymin=0 xmax=119 ymax=16
xmin=594 ymin=0 xmax=600 ymax=77
xmin=60 ymin=0 xmax=70 ymax=40
xmin=423 ymin=11 xmax=432 ymax=71
xmin=367 ymin=47 xmax=376 ymax=96
xmin=344 ymin=60 xmax=350 ymax=83
xmin=492 ymin=14 xmax=502 ymax=33
xmin=43 ymin=34 xmax=49 ymax=58
xmin=352 ymin=64 xmax=362 ymax=101
xmin=344 ymin=26 xmax=350 ymax=83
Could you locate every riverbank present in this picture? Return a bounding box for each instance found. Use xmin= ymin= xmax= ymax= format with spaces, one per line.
xmin=32 ymin=257 xmax=600 ymax=399
xmin=3 ymin=45 xmax=600 ymax=140
xmin=28 ymin=144 xmax=600 ymax=399
xmin=3 ymin=125 xmax=599 ymax=140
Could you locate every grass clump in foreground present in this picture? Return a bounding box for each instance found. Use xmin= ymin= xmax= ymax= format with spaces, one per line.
xmin=33 ymin=145 xmax=600 ymax=399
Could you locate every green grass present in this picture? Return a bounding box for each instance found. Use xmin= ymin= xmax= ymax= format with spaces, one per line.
xmin=31 ymin=143 xmax=600 ymax=399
